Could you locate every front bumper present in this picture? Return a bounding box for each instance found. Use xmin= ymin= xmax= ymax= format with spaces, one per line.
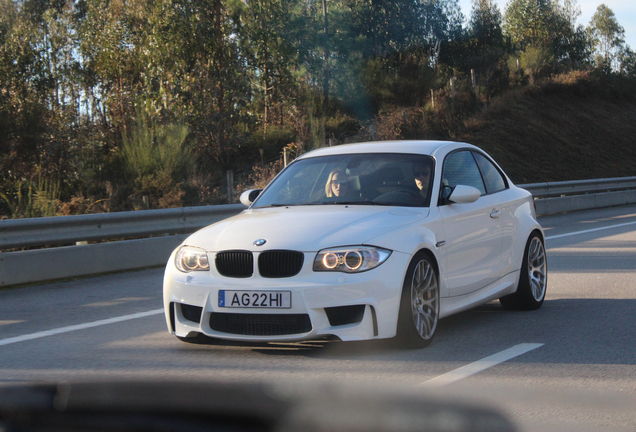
xmin=162 ymin=250 xmax=410 ymax=342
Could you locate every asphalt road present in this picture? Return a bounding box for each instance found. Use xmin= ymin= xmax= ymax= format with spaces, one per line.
xmin=1 ymin=205 xmax=636 ymax=432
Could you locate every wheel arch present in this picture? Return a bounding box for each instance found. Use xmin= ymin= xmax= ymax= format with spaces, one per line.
xmin=413 ymin=248 xmax=440 ymax=281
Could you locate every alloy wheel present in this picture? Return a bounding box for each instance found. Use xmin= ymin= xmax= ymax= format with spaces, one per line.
xmin=410 ymin=259 xmax=439 ymax=340
xmin=528 ymin=237 xmax=547 ymax=301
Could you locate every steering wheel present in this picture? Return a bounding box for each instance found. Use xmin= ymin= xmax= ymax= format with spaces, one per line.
xmin=373 ymin=189 xmax=426 ymax=205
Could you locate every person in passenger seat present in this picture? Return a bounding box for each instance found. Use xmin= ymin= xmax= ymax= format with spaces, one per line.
xmin=325 ymin=168 xmax=351 ymax=198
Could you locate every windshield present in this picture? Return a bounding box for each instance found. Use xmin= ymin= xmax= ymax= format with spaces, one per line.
xmin=253 ymin=153 xmax=435 ymax=208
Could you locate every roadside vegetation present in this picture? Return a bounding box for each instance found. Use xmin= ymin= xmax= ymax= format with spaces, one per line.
xmin=1 ymin=0 xmax=635 ymax=218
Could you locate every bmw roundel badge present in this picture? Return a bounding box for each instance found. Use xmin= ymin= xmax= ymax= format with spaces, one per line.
xmin=254 ymin=239 xmax=267 ymax=246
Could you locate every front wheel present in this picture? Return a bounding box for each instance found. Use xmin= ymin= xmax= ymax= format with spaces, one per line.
xmin=394 ymin=253 xmax=440 ymax=348
xmin=500 ymin=232 xmax=547 ymax=310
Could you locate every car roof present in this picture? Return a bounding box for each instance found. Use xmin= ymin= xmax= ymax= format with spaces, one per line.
xmin=297 ymin=140 xmax=478 ymax=160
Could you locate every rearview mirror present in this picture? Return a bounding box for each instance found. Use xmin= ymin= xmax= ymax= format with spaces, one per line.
xmin=239 ymin=189 xmax=263 ymax=206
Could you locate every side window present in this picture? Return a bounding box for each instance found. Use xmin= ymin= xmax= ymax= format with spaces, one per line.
xmin=442 ymin=151 xmax=486 ymax=195
xmin=473 ymin=152 xmax=507 ymax=194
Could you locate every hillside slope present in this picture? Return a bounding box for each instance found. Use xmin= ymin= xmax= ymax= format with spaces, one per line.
xmin=458 ymin=73 xmax=636 ymax=184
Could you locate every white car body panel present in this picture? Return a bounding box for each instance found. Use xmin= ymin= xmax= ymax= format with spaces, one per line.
xmin=439 ymin=193 xmax=503 ymax=297
xmin=184 ymin=206 xmax=429 ymax=252
xmin=162 ymin=140 xmax=544 ymax=344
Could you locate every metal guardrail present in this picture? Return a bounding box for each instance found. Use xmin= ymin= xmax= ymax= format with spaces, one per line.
xmin=1 ymin=177 xmax=636 ymax=287
xmin=0 ymin=204 xmax=246 ymax=250
xmin=0 ymin=204 xmax=246 ymax=286
xmin=522 ymin=177 xmax=636 ymax=198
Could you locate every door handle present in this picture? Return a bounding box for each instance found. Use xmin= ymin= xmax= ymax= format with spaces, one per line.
xmin=490 ymin=210 xmax=501 ymax=219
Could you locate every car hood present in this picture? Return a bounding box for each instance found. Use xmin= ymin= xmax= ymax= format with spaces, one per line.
xmin=184 ymin=206 xmax=429 ymax=252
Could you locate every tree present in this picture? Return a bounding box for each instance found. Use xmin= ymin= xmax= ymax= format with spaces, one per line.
xmin=230 ymin=0 xmax=303 ymax=130
xmin=618 ymin=46 xmax=636 ymax=77
xmin=469 ymin=0 xmax=503 ymax=50
xmin=504 ymin=0 xmax=557 ymax=49
xmin=504 ymin=0 xmax=591 ymax=69
xmin=589 ymin=4 xmax=625 ymax=67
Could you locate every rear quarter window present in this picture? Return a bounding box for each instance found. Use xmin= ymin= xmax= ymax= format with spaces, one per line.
xmin=473 ymin=152 xmax=507 ymax=194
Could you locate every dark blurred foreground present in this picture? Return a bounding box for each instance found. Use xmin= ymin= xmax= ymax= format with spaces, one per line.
xmin=0 ymin=380 xmax=516 ymax=432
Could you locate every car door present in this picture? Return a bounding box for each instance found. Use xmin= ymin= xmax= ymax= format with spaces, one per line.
xmin=471 ymin=151 xmax=517 ymax=276
xmin=438 ymin=150 xmax=503 ymax=297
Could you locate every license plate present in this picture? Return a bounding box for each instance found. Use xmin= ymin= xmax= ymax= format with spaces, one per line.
xmin=218 ymin=290 xmax=291 ymax=309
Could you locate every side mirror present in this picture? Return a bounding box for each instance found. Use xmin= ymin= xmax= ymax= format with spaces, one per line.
xmin=239 ymin=189 xmax=263 ymax=206
xmin=448 ymin=185 xmax=481 ymax=204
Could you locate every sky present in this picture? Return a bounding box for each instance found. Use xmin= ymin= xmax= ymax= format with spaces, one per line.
xmin=457 ymin=0 xmax=636 ymax=50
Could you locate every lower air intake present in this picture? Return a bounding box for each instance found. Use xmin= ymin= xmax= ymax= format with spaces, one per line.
xmin=324 ymin=305 xmax=366 ymax=326
xmin=209 ymin=313 xmax=312 ymax=336
xmin=180 ymin=304 xmax=203 ymax=324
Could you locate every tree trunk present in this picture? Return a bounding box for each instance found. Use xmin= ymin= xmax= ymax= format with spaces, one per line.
xmin=321 ymin=0 xmax=329 ymax=112
xmin=214 ymin=0 xmax=225 ymax=158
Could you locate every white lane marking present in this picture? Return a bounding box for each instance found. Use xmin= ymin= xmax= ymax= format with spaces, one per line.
xmin=545 ymin=220 xmax=636 ymax=240
xmin=0 ymin=308 xmax=164 ymax=347
xmin=419 ymin=343 xmax=544 ymax=387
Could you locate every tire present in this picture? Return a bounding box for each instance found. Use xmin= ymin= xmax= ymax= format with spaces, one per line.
xmin=394 ymin=252 xmax=440 ymax=348
xmin=500 ymin=232 xmax=547 ymax=311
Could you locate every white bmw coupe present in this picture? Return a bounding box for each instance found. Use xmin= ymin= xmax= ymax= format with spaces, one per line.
xmin=163 ymin=141 xmax=547 ymax=348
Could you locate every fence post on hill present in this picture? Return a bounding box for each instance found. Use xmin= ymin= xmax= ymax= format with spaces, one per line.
xmin=471 ymin=69 xmax=477 ymax=97
xmin=431 ymin=89 xmax=435 ymax=109
xmin=450 ymin=77 xmax=456 ymax=114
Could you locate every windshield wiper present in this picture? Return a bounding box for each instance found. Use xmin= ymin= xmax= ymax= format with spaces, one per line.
xmin=324 ymin=201 xmax=393 ymax=206
xmin=258 ymin=203 xmax=308 ymax=208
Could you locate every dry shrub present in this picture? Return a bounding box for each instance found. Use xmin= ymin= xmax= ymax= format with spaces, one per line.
xmin=59 ymin=196 xmax=109 ymax=215
xmin=233 ymin=159 xmax=285 ymax=202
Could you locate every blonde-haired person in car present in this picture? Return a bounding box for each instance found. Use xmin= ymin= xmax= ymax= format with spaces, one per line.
xmin=325 ymin=168 xmax=350 ymax=198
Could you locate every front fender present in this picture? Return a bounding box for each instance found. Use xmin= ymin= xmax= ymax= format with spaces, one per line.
xmin=364 ymin=210 xmax=448 ymax=297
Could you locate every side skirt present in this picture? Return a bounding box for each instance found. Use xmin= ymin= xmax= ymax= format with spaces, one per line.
xmin=439 ymin=271 xmax=519 ymax=319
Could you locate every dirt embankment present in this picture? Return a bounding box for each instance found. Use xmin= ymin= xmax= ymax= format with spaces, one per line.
xmin=458 ymin=72 xmax=636 ymax=184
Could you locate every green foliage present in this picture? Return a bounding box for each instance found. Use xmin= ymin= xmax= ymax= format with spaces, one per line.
xmin=589 ymin=4 xmax=625 ymax=68
xmin=469 ymin=0 xmax=503 ymax=49
xmin=618 ymin=47 xmax=636 ymax=77
xmin=121 ymin=116 xmax=193 ymax=208
xmin=504 ymin=0 xmax=557 ymax=48
xmin=521 ymin=45 xmax=555 ymax=82
xmin=503 ymin=0 xmax=591 ymax=67
xmin=0 ymin=177 xmax=60 ymax=218
xmin=248 ymin=126 xmax=296 ymax=163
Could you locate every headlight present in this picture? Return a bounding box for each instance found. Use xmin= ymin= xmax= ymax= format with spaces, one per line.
xmin=313 ymin=246 xmax=391 ymax=273
xmin=175 ymin=246 xmax=210 ymax=272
